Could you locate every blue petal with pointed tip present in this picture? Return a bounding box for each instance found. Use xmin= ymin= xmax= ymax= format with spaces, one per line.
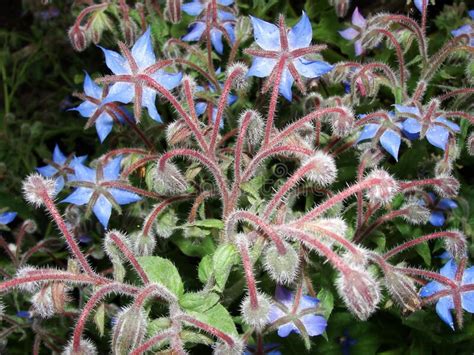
xmin=250 ymin=16 xmax=280 ymax=51
xmin=429 ymin=210 xmax=446 ymax=227
xmin=92 ymin=194 xmax=113 ymax=228
xmin=131 ymin=27 xmax=156 ymax=69
xmin=99 ymin=47 xmax=129 ymax=75
xmin=294 ymin=58 xmax=333 ymax=78
xmin=278 ymin=68 xmax=294 ymax=101
xmin=247 ymin=57 xmax=277 ymax=78
xmin=0 ymin=212 xmax=17 ymax=225
xmin=380 ymin=129 xmax=401 ymax=160
xmin=182 ymin=1 xmax=204 ymax=16
xmin=288 ymin=12 xmax=312 ymax=50
xmin=357 ymin=123 xmax=380 ymax=142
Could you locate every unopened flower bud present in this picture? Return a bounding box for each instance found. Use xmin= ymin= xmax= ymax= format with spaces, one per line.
xmin=328 ymin=106 xmax=354 ymax=137
xmin=154 ymin=209 xmax=178 ymax=239
xmin=88 ymin=11 xmax=111 ymax=45
xmin=401 ymin=200 xmax=431 ymax=225
xmin=240 ymin=292 xmax=272 ymax=330
xmin=32 ymin=285 xmax=54 ymax=318
xmin=63 ymin=337 xmax=97 ymax=355
xmin=364 ymin=169 xmax=399 ymax=206
xmin=226 ymin=62 xmax=249 ymax=91
xmin=120 ymin=19 xmax=139 ymax=47
xmin=23 ymin=219 xmax=37 ymax=234
xmin=302 ymin=151 xmax=337 ymax=186
xmin=239 ymin=110 xmax=264 ymax=148
xmin=165 ymin=0 xmax=182 ymax=24
xmin=263 ymin=242 xmax=299 ymax=284
xmin=111 ymin=306 xmax=147 ymax=354
xmin=15 ymin=266 xmax=41 ymax=293
xmin=68 ymin=25 xmax=89 ymax=52
xmin=153 ymin=161 xmax=188 ymax=195
xmin=303 ymin=217 xmax=348 ymax=248
xmin=22 ymin=173 xmax=57 ymax=207
xmin=166 ymin=120 xmax=192 ymax=147
xmin=433 ymin=174 xmax=459 ymax=198
xmin=131 ymin=231 xmax=156 ymax=256
xmin=444 ymin=230 xmax=467 ymax=259
xmin=341 ymin=245 xmax=369 ymax=267
xmin=104 ymin=230 xmax=130 ymax=263
xmin=434 ymin=159 xmax=452 ymax=176
xmin=330 ymin=0 xmax=350 ymax=17
xmin=336 ymin=267 xmax=381 ymax=320
xmin=383 ymin=268 xmax=421 ymax=312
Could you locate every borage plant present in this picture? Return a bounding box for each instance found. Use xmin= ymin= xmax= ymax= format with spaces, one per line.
xmin=1 ymin=0 xmax=474 ymax=354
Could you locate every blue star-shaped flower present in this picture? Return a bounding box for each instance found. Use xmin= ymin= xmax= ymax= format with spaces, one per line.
xmin=100 ymin=27 xmax=182 ymax=122
xmin=182 ymin=0 xmax=235 ymax=54
xmin=357 ymin=113 xmax=402 ymax=161
xmin=0 ymin=211 xmax=17 ymax=225
xmin=268 ymin=285 xmax=327 ymax=338
xmin=420 ymin=259 xmax=474 ymax=329
xmin=419 ymin=192 xmax=458 ymax=227
xmin=71 ymin=72 xmax=133 ymax=142
xmin=37 ymin=145 xmax=87 ymax=192
xmin=339 ymin=7 xmax=367 ymax=56
xmin=246 ymin=12 xmax=333 ymax=101
xmin=62 ymin=156 xmax=141 ymax=228
xmin=396 ymin=104 xmax=460 ymax=151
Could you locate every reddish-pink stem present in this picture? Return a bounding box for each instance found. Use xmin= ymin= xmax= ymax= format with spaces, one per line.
xmin=109 ymin=233 xmax=149 ymax=284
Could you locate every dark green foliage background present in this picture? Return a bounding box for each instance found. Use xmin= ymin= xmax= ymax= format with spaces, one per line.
xmin=1 ymin=0 xmax=474 ymax=354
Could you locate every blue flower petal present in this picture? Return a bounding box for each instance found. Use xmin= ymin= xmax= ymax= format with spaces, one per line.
xmin=357 ymin=123 xmax=380 ymax=142
xmin=352 ymin=7 xmax=367 ymax=28
xmin=99 ymin=47 xmax=130 ymax=75
xmin=54 ymin=176 xmax=65 ymax=193
xmin=298 ymin=294 xmax=319 ymax=311
xmin=109 ymin=189 xmax=141 ymax=205
xmin=223 ymin=23 xmax=235 ymax=44
xmin=0 ymin=212 xmax=17 ymax=225
xmin=83 ymin=72 xmax=103 ymax=99
xmin=195 ymin=102 xmax=208 ymax=116
xmin=182 ymin=22 xmax=206 ymax=42
xmin=293 ymin=58 xmax=333 ymax=78
xmin=103 ymin=83 xmax=135 ymax=105
xmin=300 ymin=314 xmax=327 ymax=336
xmin=153 ymin=71 xmax=182 ymax=91
xmin=182 ymin=1 xmax=204 ymax=16
xmin=218 ymin=0 xmax=234 ymax=6
xmin=435 ymin=296 xmax=455 ymax=329
xmin=354 ymin=40 xmax=363 ymax=56
xmin=429 ymin=210 xmax=446 ymax=227
xmin=95 ymin=112 xmax=114 ymax=142
xmin=440 ymin=259 xmax=457 ymax=279
xmin=279 ymin=68 xmax=294 ymax=101
xmin=210 ymin=28 xmax=224 ymax=54
xmin=37 ymin=165 xmax=57 ymax=177
xmin=52 ymin=145 xmax=66 ymax=165
xmin=461 ymin=291 xmax=474 ymax=313
xmin=250 ymin=16 xmax=280 ymax=51
xmin=420 ymin=280 xmax=444 ymax=297
xmin=462 ymin=266 xmax=474 ymax=285
xmin=435 ymin=117 xmax=460 ymax=132
xmin=73 ymin=101 xmax=97 ymax=118
xmin=218 ymin=10 xmax=235 ymax=21
xmin=451 ymin=24 xmax=472 ymax=37
xmin=74 ymin=164 xmax=96 ymax=182
xmin=275 ymin=285 xmax=294 ymax=308
xmin=247 ymin=57 xmax=277 ymax=78
xmin=339 ymin=27 xmax=359 ymax=41
xmin=288 ymin=12 xmax=312 ymax=50
xmin=141 ymin=87 xmax=161 ymax=122
xmin=414 ymin=0 xmax=426 ymax=13
xmin=380 ymin=129 xmax=401 ymax=160
xmin=62 ymin=187 xmax=94 ymax=205
xmin=131 ymin=27 xmax=156 ymax=69
xmin=277 ymin=322 xmax=296 ymax=337
xmin=395 ymin=104 xmax=421 ymax=117
xmin=438 ymin=199 xmax=457 ymax=210
xmin=402 ymin=117 xmax=422 ymax=134
xmin=103 ymin=157 xmax=122 ymax=181
xmin=426 ymin=124 xmax=449 ymax=150
xmin=92 ymin=194 xmax=113 ymax=228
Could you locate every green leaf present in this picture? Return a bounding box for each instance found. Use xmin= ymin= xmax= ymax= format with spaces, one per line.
xmin=198 ymin=255 xmax=213 ymax=284
xmin=94 ymin=303 xmax=105 ymax=337
xmin=415 ymin=241 xmax=431 ymax=266
xmin=137 ymin=256 xmax=184 ymax=297
xmin=172 ymin=234 xmax=216 ymax=258
xmin=191 ymin=219 xmax=224 ymax=230
xmin=212 ymin=244 xmax=239 ymax=291
xmin=187 ymin=303 xmax=238 ymax=337
xmin=317 ymin=288 xmax=334 ymax=319
xmin=179 ymin=292 xmax=220 ymax=313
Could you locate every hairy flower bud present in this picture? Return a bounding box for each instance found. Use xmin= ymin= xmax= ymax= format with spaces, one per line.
xmin=63 ymin=337 xmax=97 ymax=355
xmin=120 ymin=19 xmax=138 ymax=47
xmin=111 ymin=306 xmax=147 ymax=354
xmin=302 ymin=217 xmax=348 ymax=248
xmin=153 ymin=161 xmax=188 ymax=195
xmin=433 ymin=174 xmax=460 ymax=198
xmin=166 ymin=120 xmax=192 ymax=147
xmin=240 ymin=292 xmax=272 ymax=330
xmin=468 ymin=133 xmax=474 ymax=156
xmin=328 ymin=106 xmax=354 ymax=137
xmin=401 ymin=200 xmax=431 ymax=225
xmin=444 ymin=230 xmax=467 ymax=259
xmin=383 ymin=268 xmax=421 ymax=312
xmin=263 ymin=242 xmax=299 ymax=284
xmin=15 ymin=266 xmax=41 ymax=293
xmin=226 ymin=62 xmax=249 ymax=91
xmin=31 ymin=285 xmax=54 ymax=318
xmin=336 ymin=267 xmax=381 ymax=320
xmin=104 ymin=230 xmax=130 ymax=263
xmin=22 ymin=173 xmax=57 ymax=207
xmin=68 ymin=25 xmax=89 ymax=52
xmin=239 ymin=110 xmax=264 ymax=149
xmin=88 ymin=11 xmax=111 ymax=45
xmin=302 ymin=151 xmax=337 ymax=186
xmin=165 ymin=0 xmax=182 ymax=24
xmin=341 ymin=245 xmax=369 ymax=267
xmin=434 ymin=159 xmax=453 ymax=176
xmin=131 ymin=231 xmax=156 ymax=256
xmin=364 ymin=169 xmax=399 ymax=206
xmin=154 ymin=209 xmax=178 ymax=239
xmin=23 ymin=219 xmax=38 ymax=234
